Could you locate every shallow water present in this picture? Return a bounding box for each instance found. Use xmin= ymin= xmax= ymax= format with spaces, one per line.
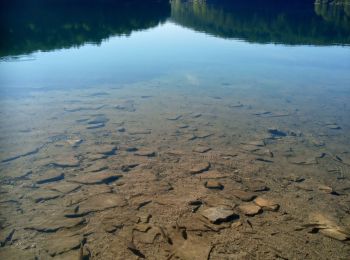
xmin=1 ymin=0 xmax=350 ymax=259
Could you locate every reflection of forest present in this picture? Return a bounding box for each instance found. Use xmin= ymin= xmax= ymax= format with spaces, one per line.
xmin=171 ymin=0 xmax=350 ymax=45
xmin=315 ymin=0 xmax=350 ymax=27
xmin=0 ymin=0 xmax=170 ymax=57
xmin=1 ymin=0 xmax=349 ymax=58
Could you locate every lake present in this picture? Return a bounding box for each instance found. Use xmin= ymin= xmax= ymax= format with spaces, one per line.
xmin=0 ymin=0 xmax=350 ymax=259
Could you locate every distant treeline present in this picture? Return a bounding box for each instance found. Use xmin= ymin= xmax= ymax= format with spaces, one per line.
xmin=0 ymin=0 xmax=170 ymax=57
xmin=171 ymin=0 xmax=350 ymax=45
xmin=1 ymin=0 xmax=349 ymax=58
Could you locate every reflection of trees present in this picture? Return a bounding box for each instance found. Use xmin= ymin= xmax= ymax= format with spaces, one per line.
xmin=0 ymin=0 xmax=170 ymax=57
xmin=171 ymin=0 xmax=350 ymax=45
xmin=315 ymin=0 xmax=350 ymax=28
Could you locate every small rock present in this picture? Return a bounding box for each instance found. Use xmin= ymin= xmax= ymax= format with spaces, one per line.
xmin=318 ymin=185 xmax=338 ymax=195
xmin=167 ymin=115 xmax=182 ymax=121
xmin=246 ymin=180 xmax=269 ymax=192
xmin=254 ymin=197 xmax=279 ymax=211
xmin=117 ymin=127 xmax=126 ymax=132
xmin=197 ymin=170 xmax=230 ymax=179
xmin=201 ymin=206 xmax=237 ymax=224
xmin=134 ymin=150 xmax=156 ymax=157
xmin=193 ymin=146 xmax=211 ymax=153
xmin=190 ymin=162 xmax=210 ymax=174
xmin=268 ymin=128 xmax=287 ymax=137
xmin=204 ymin=181 xmax=223 ymax=190
xmin=66 ymin=138 xmax=83 ymax=147
xmin=125 ymin=147 xmax=138 ymax=152
xmin=231 ymin=190 xmax=256 ymax=202
xmin=115 ymin=100 xmax=136 ymax=112
xmin=326 ymin=124 xmax=341 ymax=130
xmin=128 ymin=130 xmax=151 ymax=135
xmin=239 ymin=204 xmax=262 ymax=216
xmin=86 ymin=123 xmax=105 ymax=129
xmin=91 ymin=145 xmax=117 ymax=156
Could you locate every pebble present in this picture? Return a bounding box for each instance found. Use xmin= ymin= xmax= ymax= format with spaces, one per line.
xmin=117 ymin=127 xmax=126 ymax=132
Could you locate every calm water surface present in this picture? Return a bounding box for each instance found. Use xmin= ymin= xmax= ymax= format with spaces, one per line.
xmin=0 ymin=0 xmax=350 ymax=259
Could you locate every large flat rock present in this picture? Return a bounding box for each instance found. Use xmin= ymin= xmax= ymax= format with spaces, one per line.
xmin=35 ymin=170 xmax=64 ymax=184
xmin=68 ymin=172 xmax=122 ymax=185
xmin=26 ymin=215 xmax=85 ymax=232
xmin=65 ymin=193 xmax=127 ymax=217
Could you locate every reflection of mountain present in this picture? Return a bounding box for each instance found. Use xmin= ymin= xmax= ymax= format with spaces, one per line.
xmin=171 ymin=0 xmax=350 ymax=45
xmin=0 ymin=0 xmax=170 ymax=57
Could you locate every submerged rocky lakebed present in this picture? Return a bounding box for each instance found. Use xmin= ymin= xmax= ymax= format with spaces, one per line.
xmin=1 ymin=0 xmax=350 ymax=259
xmin=0 ymin=76 xmax=349 ymax=259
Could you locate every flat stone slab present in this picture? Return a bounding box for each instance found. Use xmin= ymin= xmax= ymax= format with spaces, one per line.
xmin=166 ymin=115 xmax=182 ymax=120
xmin=231 ymin=190 xmax=256 ymax=202
xmin=35 ymin=170 xmax=64 ymax=184
xmin=26 ymin=215 xmax=85 ymax=232
xmin=239 ymin=204 xmax=262 ymax=216
xmin=27 ymin=190 xmax=61 ymax=203
xmin=201 ymin=206 xmax=237 ymax=224
xmin=246 ymin=180 xmax=269 ymax=192
xmin=134 ymin=150 xmax=156 ymax=157
xmin=254 ymin=197 xmax=279 ymax=211
xmin=174 ymin=238 xmax=212 ymax=260
xmin=50 ymin=155 xmax=80 ymax=168
xmin=204 ymin=180 xmax=224 ymax=190
xmin=84 ymin=161 xmax=109 ymax=172
xmin=45 ymin=182 xmax=81 ymax=194
xmin=197 ymin=170 xmax=230 ymax=179
xmin=44 ymin=234 xmax=83 ymax=256
xmin=193 ymin=146 xmax=212 ymax=153
xmin=66 ymin=193 xmax=127 ymax=217
xmin=69 ymin=172 xmax=122 ymax=185
xmin=190 ymin=162 xmax=211 ymax=174
xmin=128 ymin=130 xmax=151 ymax=135
xmin=90 ymin=145 xmax=117 ymax=155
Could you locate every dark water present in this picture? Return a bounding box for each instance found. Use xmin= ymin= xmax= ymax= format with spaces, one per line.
xmin=0 ymin=0 xmax=350 ymax=259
